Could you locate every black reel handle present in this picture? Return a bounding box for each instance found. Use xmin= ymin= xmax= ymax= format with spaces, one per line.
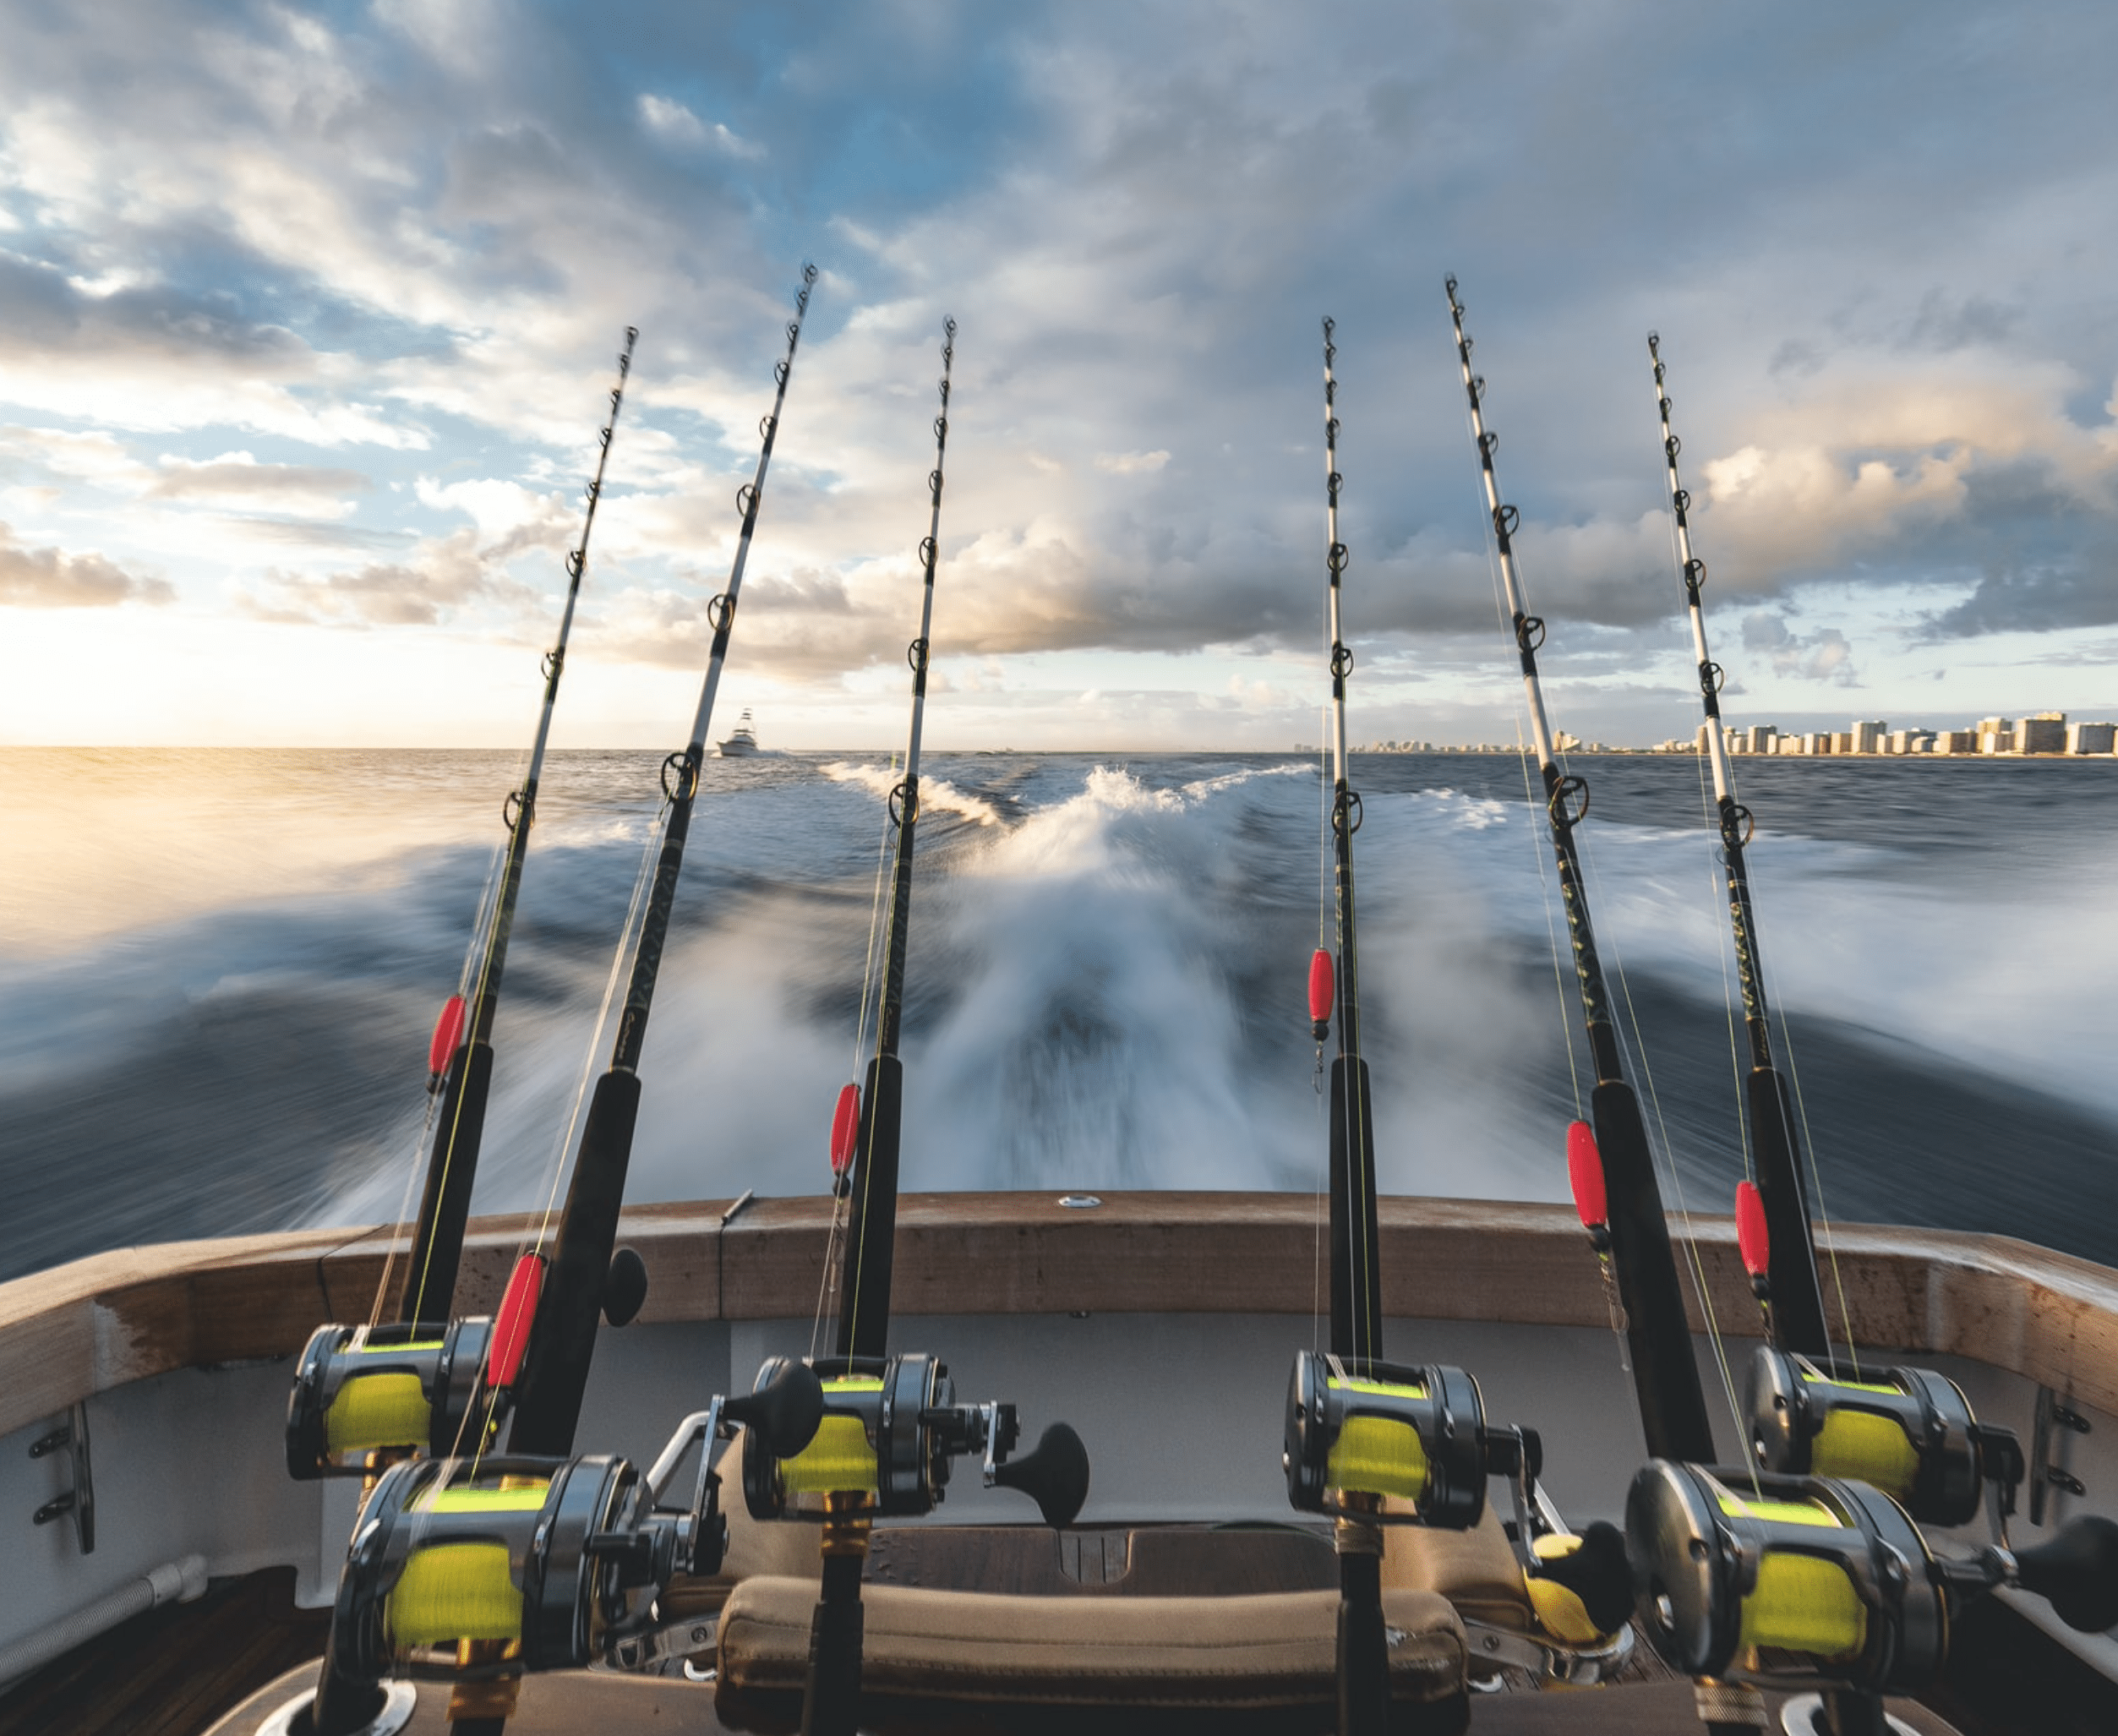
xmin=1529 ymin=1519 xmax=1633 ymax=1635
xmin=2014 ymin=1515 xmax=2118 ymax=1632
xmin=724 ymin=1359 xmax=826 ymax=1460
xmin=992 ymin=1422 xmax=1091 ymax=1528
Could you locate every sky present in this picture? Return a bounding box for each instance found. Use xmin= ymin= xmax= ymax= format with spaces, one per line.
xmin=3 ymin=0 xmax=2118 ymax=750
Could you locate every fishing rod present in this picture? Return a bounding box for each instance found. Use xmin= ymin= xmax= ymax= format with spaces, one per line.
xmin=298 ymin=269 xmax=818 ymax=1736
xmin=403 ymin=325 xmax=640 ymax=1329
xmin=831 ymin=319 xmax=956 ymax=1365
xmin=751 ymin=321 xmax=1087 ymax=1736
xmin=1285 ymin=323 xmax=1635 ymax=1733
xmin=506 ymin=265 xmax=818 ymax=1459
xmin=285 ymin=331 xmax=643 ymax=1484
xmin=1307 ymin=315 xmax=1392 ymax=1736
xmin=1444 ymin=277 xmax=1715 ymax=1466
xmin=1647 ymin=334 xmax=1830 ymax=1356
xmin=1314 ymin=317 xmax=1384 ymax=1377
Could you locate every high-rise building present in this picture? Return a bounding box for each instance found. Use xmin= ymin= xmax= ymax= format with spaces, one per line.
xmin=1853 ymin=720 xmax=1887 ymax=753
xmin=2067 ymin=721 xmax=2115 ymax=754
xmin=1747 ymin=724 xmax=1777 ymax=754
xmin=2019 ymin=712 xmax=2066 ymax=754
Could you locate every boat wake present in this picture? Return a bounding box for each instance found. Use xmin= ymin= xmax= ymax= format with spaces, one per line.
xmin=2 ymin=751 xmax=2114 ymax=1281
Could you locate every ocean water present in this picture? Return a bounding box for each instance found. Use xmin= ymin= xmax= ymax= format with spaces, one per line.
xmin=1 ymin=746 xmax=2113 ymax=1284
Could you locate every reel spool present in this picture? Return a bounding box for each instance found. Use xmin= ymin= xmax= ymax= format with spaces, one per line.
xmin=332 ymin=1453 xmax=646 ymax=1681
xmin=287 ymin=1318 xmax=502 ymax=1478
xmin=1283 ymin=1351 xmax=1489 ymax=1527
xmin=741 ymin=1353 xmax=1089 ymax=1526
xmin=1628 ymin=1460 xmax=1946 ymax=1692
xmin=1746 ymin=1346 xmax=2020 ymax=1529
xmin=288 ymin=1252 xmax=547 ymax=1479
xmin=322 ymin=1360 xmax=827 ymax=1696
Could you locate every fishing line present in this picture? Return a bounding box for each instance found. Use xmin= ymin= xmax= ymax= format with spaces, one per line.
xmin=1461 ymin=346 xmax=1585 ymax=1122
xmin=529 ymin=795 xmax=673 ymax=1253
xmin=1447 ymin=275 xmax=1715 ymax=1463
xmin=1514 ymin=712 xmax=1585 ymax=1120
xmin=1647 ymin=335 xmax=1834 ymax=1361
xmin=1692 ymin=733 xmax=1755 ymax=1182
xmin=831 ymin=315 xmax=958 ymax=1368
xmin=812 ymin=751 xmax=903 ymax=1353
xmin=1569 ymin=803 xmax=1755 ymax=1472
xmin=1750 ymin=893 xmax=1864 ymax=1376
xmin=378 ymin=329 xmax=640 ymax=1338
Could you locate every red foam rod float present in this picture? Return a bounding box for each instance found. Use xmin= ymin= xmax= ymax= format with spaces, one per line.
xmin=1566 ymin=1120 xmax=1609 ymax=1247
xmin=428 ymin=994 xmax=467 ymax=1081
xmin=489 ymin=1253 xmax=546 ymax=1387
xmin=1307 ymin=948 xmax=1334 ymax=1042
xmin=829 ymin=1083 xmax=860 ymax=1174
xmin=1734 ymin=1180 xmax=1771 ymax=1291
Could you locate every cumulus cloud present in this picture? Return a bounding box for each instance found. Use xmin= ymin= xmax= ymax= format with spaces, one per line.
xmin=6 ymin=0 xmax=2118 ymax=742
xmin=1740 ymin=614 xmax=1858 ymax=685
xmin=149 ymin=453 xmax=371 ymax=517
xmin=0 ymin=521 xmax=172 ymax=607
xmin=638 ymin=95 xmax=764 ymax=160
xmin=239 ymin=484 xmax=564 ymax=625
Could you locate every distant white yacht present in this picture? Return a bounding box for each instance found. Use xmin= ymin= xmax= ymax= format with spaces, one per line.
xmin=717 ymin=708 xmax=761 ymax=757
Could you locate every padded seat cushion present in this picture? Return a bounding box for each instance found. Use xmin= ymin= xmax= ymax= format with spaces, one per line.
xmin=1378 ymin=1502 xmax=1539 ymax=1634
xmin=715 ymin=1576 xmax=1466 ymax=1733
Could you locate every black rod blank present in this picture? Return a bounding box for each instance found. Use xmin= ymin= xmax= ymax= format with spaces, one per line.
xmin=1446 ymin=277 xmax=1714 ymax=1466
xmin=1647 ymin=334 xmax=1830 ymax=1357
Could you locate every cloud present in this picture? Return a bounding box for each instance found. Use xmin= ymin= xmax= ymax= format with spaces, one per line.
xmin=8 ymin=0 xmax=2118 ymax=744
xmin=242 ymin=522 xmax=537 ymax=626
xmin=1740 ymin=613 xmax=1858 ymax=685
xmin=638 ymin=95 xmax=764 ymax=160
xmin=149 ymin=453 xmax=371 ymax=517
xmin=0 ymin=521 xmax=172 ymax=608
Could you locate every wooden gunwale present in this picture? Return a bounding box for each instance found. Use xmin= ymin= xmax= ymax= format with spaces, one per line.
xmin=3 ymin=1193 xmax=2114 ymax=1439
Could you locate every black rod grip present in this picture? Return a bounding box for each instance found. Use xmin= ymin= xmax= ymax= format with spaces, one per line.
xmin=1336 ymin=1551 xmax=1389 ymax=1736
xmin=1747 ymin=1065 xmax=1829 ymax=1355
xmin=1591 ymin=1080 xmax=1716 ymax=1463
xmin=506 ymin=1069 xmax=643 ymax=1456
xmin=836 ymin=1054 xmax=903 ymax=1361
xmin=404 ymin=1040 xmax=494 ymax=1327
xmin=799 ymin=1553 xmax=866 ymax=1736
xmin=1327 ymin=1056 xmax=1383 ymax=1371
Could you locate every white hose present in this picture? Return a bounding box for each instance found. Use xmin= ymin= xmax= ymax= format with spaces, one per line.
xmin=0 ymin=1553 xmax=208 ymax=1689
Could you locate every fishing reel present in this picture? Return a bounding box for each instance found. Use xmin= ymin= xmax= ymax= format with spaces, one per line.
xmin=287 ymin=1253 xmax=549 ymax=1479
xmin=1283 ymin=1351 xmax=1495 ymax=1528
xmin=1745 ymin=1346 xmax=2022 ymax=1531
xmin=742 ymin=1352 xmax=1090 ymax=1527
xmin=1629 ymin=1460 xmax=2118 ymax=1694
xmin=1285 ymin=1351 xmax=1635 ymax=1656
xmin=287 ymin=1317 xmax=506 ymax=1479
xmin=323 ymin=1361 xmax=826 ymax=1684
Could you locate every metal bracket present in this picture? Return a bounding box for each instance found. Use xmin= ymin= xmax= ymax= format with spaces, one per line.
xmin=606 ymin=1612 xmax=718 ymax=1675
xmin=1463 ymin=1617 xmax=1632 ymax=1686
xmin=30 ymin=1401 xmax=95 ymax=1553
xmin=2030 ymin=1385 xmax=2091 ymax=1526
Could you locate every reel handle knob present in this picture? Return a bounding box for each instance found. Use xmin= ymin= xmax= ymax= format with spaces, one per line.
xmin=725 ymin=1360 xmax=825 ymax=1460
xmin=2013 ymin=1515 xmax=2118 ymax=1632
xmin=1527 ymin=1520 xmax=1633 ymax=1636
xmin=992 ymin=1422 xmax=1091 ymax=1528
